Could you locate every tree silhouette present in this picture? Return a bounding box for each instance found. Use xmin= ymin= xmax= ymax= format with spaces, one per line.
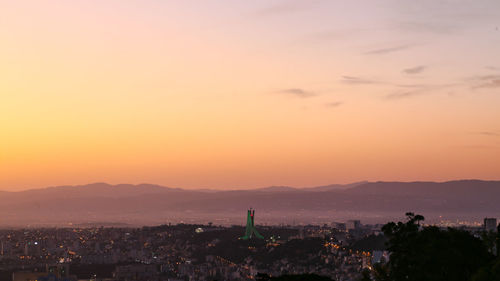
xmin=471 ymin=223 xmax=500 ymax=281
xmin=380 ymin=212 xmax=492 ymax=281
xmin=471 ymin=258 xmax=500 ymax=281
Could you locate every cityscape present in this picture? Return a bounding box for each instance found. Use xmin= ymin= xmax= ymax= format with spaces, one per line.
xmin=0 ymin=207 xmax=498 ymax=281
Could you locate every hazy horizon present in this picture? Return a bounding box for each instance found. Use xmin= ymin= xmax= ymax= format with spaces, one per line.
xmin=1 ymin=180 xmax=499 ymax=227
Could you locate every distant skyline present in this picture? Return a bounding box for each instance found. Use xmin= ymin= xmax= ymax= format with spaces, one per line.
xmin=1 ymin=0 xmax=500 ymax=191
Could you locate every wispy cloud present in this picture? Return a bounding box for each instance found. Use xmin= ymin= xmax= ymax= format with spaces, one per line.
xmin=385 ymin=83 xmax=457 ymax=100
xmin=474 ymin=131 xmax=500 ymax=137
xmin=385 ymin=90 xmax=425 ymax=100
xmin=395 ymin=83 xmax=429 ymax=88
xmin=481 ymin=80 xmax=500 ymax=88
xmin=325 ymin=101 xmax=343 ymax=108
xmin=341 ymin=76 xmax=382 ymax=85
xmin=403 ymin=65 xmax=426 ymax=75
xmin=254 ymin=0 xmax=323 ymax=17
xmin=394 ymin=21 xmax=459 ymax=35
xmin=307 ymin=27 xmax=380 ymax=42
xmin=364 ymin=44 xmax=415 ymax=55
xmin=476 ymin=79 xmax=500 ymax=89
xmin=485 ymin=66 xmax=499 ymax=71
xmin=277 ymin=88 xmax=316 ymax=98
xmin=461 ymin=144 xmax=499 ymax=150
xmin=470 ymin=75 xmax=500 ymax=89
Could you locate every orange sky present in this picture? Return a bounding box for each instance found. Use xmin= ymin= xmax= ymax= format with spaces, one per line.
xmin=1 ymin=0 xmax=500 ymax=191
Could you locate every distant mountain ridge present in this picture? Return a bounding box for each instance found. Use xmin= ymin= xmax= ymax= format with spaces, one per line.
xmin=2 ymin=179 xmax=491 ymax=195
xmin=0 ymin=181 xmax=369 ymax=194
xmin=0 ymin=180 xmax=499 ymax=227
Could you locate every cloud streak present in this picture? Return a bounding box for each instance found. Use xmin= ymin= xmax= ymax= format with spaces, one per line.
xmin=364 ymin=44 xmax=415 ymax=55
xmin=403 ymin=65 xmax=426 ymax=75
xmin=277 ymin=88 xmax=316 ymax=98
xmin=471 ymin=75 xmax=500 ymax=89
xmin=461 ymin=144 xmax=499 ymax=149
xmin=254 ymin=0 xmax=323 ymax=17
xmin=476 ymin=79 xmax=500 ymax=89
xmin=325 ymin=101 xmax=343 ymax=108
xmin=341 ymin=76 xmax=382 ymax=85
xmin=385 ymin=83 xmax=458 ymax=100
xmin=394 ymin=21 xmax=459 ymax=35
xmin=475 ymin=131 xmax=500 ymax=137
xmin=385 ymin=90 xmax=425 ymax=100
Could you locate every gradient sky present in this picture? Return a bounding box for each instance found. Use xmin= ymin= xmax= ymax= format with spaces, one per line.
xmin=1 ymin=0 xmax=500 ymax=191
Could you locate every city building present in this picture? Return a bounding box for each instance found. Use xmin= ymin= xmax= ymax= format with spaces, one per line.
xmin=12 ymin=265 xmax=75 ymax=281
xmin=346 ymin=220 xmax=361 ymax=231
xmin=484 ymin=218 xmax=498 ymax=232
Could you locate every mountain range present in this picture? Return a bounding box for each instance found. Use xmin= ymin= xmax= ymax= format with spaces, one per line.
xmin=0 ymin=180 xmax=499 ymax=227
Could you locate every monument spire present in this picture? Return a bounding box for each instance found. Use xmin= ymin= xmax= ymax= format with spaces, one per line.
xmin=240 ymin=208 xmax=264 ymax=240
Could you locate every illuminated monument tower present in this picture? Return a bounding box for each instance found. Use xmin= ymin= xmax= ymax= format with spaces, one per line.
xmin=240 ymin=208 xmax=264 ymax=240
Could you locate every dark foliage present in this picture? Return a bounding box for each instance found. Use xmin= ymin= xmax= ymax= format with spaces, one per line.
xmin=471 ymin=223 xmax=500 ymax=281
xmin=350 ymin=234 xmax=387 ymax=251
xmin=257 ymin=273 xmax=334 ymax=281
xmin=471 ymin=258 xmax=500 ymax=281
xmin=379 ymin=212 xmax=494 ymax=281
xmin=70 ymin=263 xmax=116 ymax=279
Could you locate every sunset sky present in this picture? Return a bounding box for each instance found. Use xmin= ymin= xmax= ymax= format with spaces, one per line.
xmin=1 ymin=0 xmax=500 ymax=191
